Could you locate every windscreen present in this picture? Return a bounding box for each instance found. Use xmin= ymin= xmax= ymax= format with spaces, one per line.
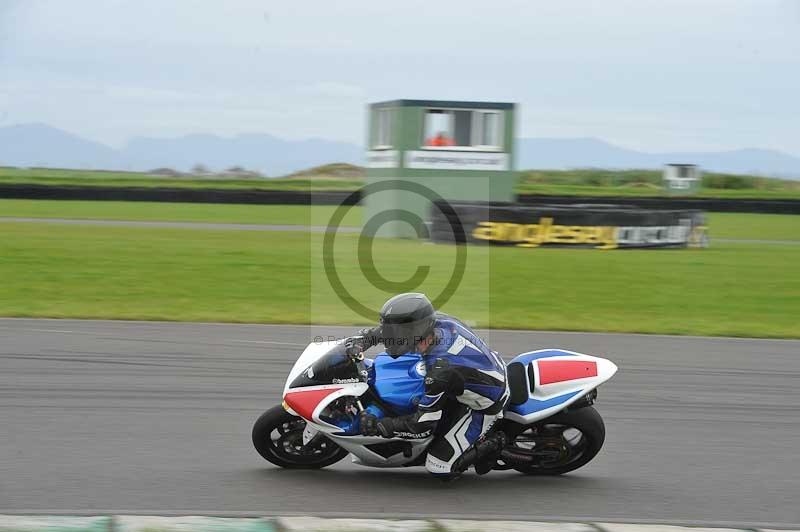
xmin=288 ymin=344 xmax=360 ymax=388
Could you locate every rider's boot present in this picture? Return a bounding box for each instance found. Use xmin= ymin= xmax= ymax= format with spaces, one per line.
xmin=453 ymin=432 xmax=507 ymax=476
xmin=474 ymin=431 xmax=507 ymax=475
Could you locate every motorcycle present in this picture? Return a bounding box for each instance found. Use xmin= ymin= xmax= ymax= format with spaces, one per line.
xmin=252 ymin=339 xmax=617 ymax=475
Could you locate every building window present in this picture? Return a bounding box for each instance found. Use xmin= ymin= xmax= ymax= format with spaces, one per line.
xmin=476 ymin=111 xmax=502 ymax=148
xmin=423 ymin=108 xmax=503 ymax=150
xmin=424 ymin=110 xmax=454 ymax=146
xmin=372 ymin=108 xmax=393 ymax=149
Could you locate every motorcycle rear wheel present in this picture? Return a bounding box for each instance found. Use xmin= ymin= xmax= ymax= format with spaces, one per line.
xmin=505 ymin=406 xmax=606 ymax=475
xmin=252 ymin=405 xmax=349 ymax=469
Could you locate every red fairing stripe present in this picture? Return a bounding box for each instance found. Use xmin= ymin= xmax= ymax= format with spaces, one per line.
xmin=284 ymin=387 xmax=342 ymax=421
xmin=537 ymin=360 xmax=598 ymax=385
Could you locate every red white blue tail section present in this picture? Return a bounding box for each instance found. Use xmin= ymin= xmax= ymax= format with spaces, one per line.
xmin=504 ymin=349 xmax=618 ymax=424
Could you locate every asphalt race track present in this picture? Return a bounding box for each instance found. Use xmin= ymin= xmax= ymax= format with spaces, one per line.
xmin=1 ymin=319 xmax=798 ymax=527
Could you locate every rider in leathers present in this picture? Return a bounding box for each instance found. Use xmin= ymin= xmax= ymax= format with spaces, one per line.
xmin=348 ymin=293 xmax=509 ymax=478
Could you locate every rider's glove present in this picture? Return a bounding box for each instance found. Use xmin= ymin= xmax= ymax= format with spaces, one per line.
xmin=359 ymin=411 xmax=394 ymax=438
xmin=345 ymin=326 xmax=382 ymax=357
xmin=344 ymin=336 xmax=363 ymax=357
xmin=358 ymin=326 xmax=382 ymax=349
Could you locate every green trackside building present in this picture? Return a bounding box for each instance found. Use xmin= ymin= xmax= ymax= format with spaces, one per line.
xmin=364 ymin=99 xmax=517 ymax=238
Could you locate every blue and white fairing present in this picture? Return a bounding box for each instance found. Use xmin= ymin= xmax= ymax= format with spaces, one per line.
xmin=503 ymin=349 xmax=618 ymax=424
xmin=365 ymin=352 xmax=427 ymax=416
xmin=282 ymin=341 xmax=432 ymax=467
xmin=367 ymin=348 xmax=617 ymax=423
xmin=344 ymin=350 xmax=430 ymax=467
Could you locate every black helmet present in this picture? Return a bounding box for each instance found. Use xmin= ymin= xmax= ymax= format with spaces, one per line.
xmin=379 ymin=293 xmax=436 ymax=357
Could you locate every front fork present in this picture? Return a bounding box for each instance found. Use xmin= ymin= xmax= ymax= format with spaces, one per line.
xmin=346 ymin=344 xmax=368 ymax=415
xmin=303 ymin=348 xmax=368 ymax=446
xmin=302 ymin=424 xmax=320 ymax=445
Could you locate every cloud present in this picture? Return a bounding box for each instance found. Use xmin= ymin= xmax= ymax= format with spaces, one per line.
xmin=299 ymin=82 xmax=366 ymax=99
xmin=0 ymin=0 xmax=797 ymax=155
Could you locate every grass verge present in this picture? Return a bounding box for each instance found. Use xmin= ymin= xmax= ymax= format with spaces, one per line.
xmin=515 ymin=182 xmax=800 ymax=198
xmin=1 ymin=200 xmax=798 ymax=241
xmin=706 ymin=213 xmax=800 ymax=241
xmin=0 ymin=167 xmax=362 ymax=191
xmin=3 ymin=166 xmax=800 ymax=199
xmin=0 ymin=222 xmax=797 ymax=337
xmin=0 ymin=200 xmax=362 ymax=227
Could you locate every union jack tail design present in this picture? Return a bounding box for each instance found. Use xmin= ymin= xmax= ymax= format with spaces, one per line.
xmin=505 ymin=349 xmax=617 ymax=424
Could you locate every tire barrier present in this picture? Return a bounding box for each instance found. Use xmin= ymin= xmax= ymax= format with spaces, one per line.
xmin=0 ymin=516 xmax=791 ymax=532
xmin=0 ymin=184 xmax=357 ymax=206
xmin=430 ymin=202 xmax=707 ymax=249
xmin=1 ymin=183 xmax=798 ymax=213
xmin=517 ymin=194 xmax=800 ymax=215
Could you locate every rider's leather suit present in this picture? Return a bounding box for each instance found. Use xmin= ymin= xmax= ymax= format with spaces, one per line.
xmin=364 ymin=314 xmax=509 ymax=476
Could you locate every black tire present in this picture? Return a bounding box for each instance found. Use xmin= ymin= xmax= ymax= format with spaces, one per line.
xmin=252 ymin=405 xmax=349 ymax=469
xmin=506 ymin=406 xmax=606 ymax=475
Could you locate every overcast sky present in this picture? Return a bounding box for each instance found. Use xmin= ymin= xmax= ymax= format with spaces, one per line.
xmin=1 ymin=0 xmax=798 ymax=154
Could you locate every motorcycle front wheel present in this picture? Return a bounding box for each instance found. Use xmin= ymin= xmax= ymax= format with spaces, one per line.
xmin=252 ymin=405 xmax=349 ymax=469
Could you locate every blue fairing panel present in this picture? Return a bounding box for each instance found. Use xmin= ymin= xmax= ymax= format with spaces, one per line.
xmin=508 ymin=390 xmax=581 ymax=416
xmin=506 ymin=349 xmax=582 ymax=417
xmin=370 ymin=352 xmax=426 ymax=415
xmin=509 ymin=349 xmax=577 ymax=365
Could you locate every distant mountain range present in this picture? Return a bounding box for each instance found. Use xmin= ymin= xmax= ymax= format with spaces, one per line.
xmin=2 ymin=123 xmax=799 ymax=178
xmin=516 ymin=138 xmax=800 ymax=178
xmin=0 ymin=123 xmax=362 ymax=177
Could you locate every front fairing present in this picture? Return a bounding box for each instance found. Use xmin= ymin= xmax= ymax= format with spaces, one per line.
xmin=283 ymin=341 xmax=364 ymax=394
xmin=282 ymin=343 xmax=425 ymax=434
xmin=287 ymin=344 xmax=361 ymax=389
xmin=282 ymin=341 xmax=368 ymax=432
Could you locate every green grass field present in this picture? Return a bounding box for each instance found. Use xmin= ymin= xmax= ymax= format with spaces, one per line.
xmin=1 ymin=200 xmax=798 ymax=241
xmin=0 ymin=167 xmax=363 ymax=191
xmin=3 ymin=166 xmax=800 ymax=199
xmin=708 ymin=213 xmax=800 ymax=241
xmin=515 ymin=182 xmax=800 ymax=198
xmin=1 ymin=221 xmax=797 ymax=337
xmin=517 ymin=168 xmax=800 ymax=199
xmin=0 ymin=199 xmax=363 ymax=227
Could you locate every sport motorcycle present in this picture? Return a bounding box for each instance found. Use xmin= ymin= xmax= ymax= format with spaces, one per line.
xmin=252 ymin=339 xmax=617 ymax=475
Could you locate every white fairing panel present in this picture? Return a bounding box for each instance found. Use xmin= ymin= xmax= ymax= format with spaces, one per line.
xmin=504 ymin=349 xmax=618 ymax=424
xmin=283 ymin=341 xmax=339 ymax=396
xmin=281 ymin=340 xmax=368 ymax=426
xmin=281 ymin=340 xmax=426 ymax=467
xmin=330 ymin=434 xmax=432 ymax=467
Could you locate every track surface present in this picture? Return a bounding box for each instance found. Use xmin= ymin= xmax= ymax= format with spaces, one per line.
xmin=1 ymin=319 xmax=798 ymax=526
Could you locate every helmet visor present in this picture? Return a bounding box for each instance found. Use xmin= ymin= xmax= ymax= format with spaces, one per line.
xmin=380 ymin=322 xmax=413 ymax=357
